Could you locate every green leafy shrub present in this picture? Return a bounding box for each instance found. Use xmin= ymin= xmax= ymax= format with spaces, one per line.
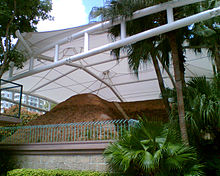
xmin=165 ymin=75 xmax=220 ymax=175
xmin=7 ymin=168 xmax=108 ymax=176
xmin=104 ymin=118 xmax=203 ymax=176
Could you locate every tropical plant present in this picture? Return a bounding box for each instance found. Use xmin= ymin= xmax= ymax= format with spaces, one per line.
xmin=165 ymin=74 xmax=220 ymax=175
xmin=104 ymin=118 xmax=203 ymax=176
xmin=166 ymin=75 xmax=219 ymax=143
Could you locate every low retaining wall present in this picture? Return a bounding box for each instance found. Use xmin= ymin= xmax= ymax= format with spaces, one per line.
xmin=0 ymin=141 xmax=111 ymax=171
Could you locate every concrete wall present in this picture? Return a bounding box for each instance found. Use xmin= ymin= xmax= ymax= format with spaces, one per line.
xmin=12 ymin=154 xmax=106 ymax=171
xmin=0 ymin=141 xmax=110 ymax=172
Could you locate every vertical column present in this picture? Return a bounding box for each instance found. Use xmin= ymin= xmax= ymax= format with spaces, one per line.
xmin=38 ymin=97 xmax=40 ymax=109
xmin=167 ymin=7 xmax=174 ymax=23
xmin=9 ymin=62 xmax=14 ymax=78
xmin=54 ymin=44 xmax=59 ymax=62
xmin=26 ymin=95 xmax=29 ymax=110
xmin=120 ymin=20 xmax=126 ymax=39
xmin=84 ymin=32 xmax=89 ymax=52
xmin=29 ymin=57 xmax=34 ymax=70
xmin=12 ymin=91 xmax=15 ymax=102
xmin=11 ymin=91 xmax=14 ymax=108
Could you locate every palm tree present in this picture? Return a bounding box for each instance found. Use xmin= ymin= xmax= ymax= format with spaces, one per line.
xmin=90 ymin=1 xmax=174 ymax=115
xmin=187 ymin=0 xmax=220 ymax=73
xmin=126 ymin=38 xmax=171 ymax=115
xmin=104 ymin=118 xmax=203 ymax=176
xmin=90 ymin=0 xmax=191 ymax=144
xmin=164 ymin=74 xmax=220 ymax=175
xmin=185 ymin=76 xmax=219 ymax=142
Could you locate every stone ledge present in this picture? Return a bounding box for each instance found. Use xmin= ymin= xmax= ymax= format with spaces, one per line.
xmin=0 ymin=140 xmax=113 ymax=155
xmin=0 ymin=116 xmax=22 ymax=125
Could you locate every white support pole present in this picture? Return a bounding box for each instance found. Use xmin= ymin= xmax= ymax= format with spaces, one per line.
xmin=54 ymin=44 xmax=59 ymax=62
xmin=8 ymin=6 xmax=220 ymax=82
xmin=37 ymin=97 xmax=40 ymax=108
xmin=167 ymin=7 xmax=174 ymax=23
xmin=33 ymin=0 xmax=205 ymax=56
xmin=29 ymin=57 xmax=34 ymax=70
xmin=121 ymin=20 xmax=126 ymax=39
xmin=84 ymin=32 xmax=89 ymax=52
xmin=16 ymin=30 xmax=35 ymax=71
xmin=48 ymin=102 xmax=51 ymax=111
xmin=26 ymin=95 xmax=29 ymax=106
xmin=8 ymin=62 xmax=14 ymax=78
xmin=15 ymin=30 xmax=33 ymax=56
xmin=12 ymin=91 xmax=15 ymax=102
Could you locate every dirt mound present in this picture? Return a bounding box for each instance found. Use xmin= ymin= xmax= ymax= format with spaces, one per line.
xmin=28 ymin=93 xmax=168 ymax=126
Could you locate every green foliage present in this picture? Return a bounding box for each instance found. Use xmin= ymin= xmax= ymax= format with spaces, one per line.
xmin=187 ymin=0 xmax=220 ymax=73
xmin=104 ymin=118 xmax=203 ymax=176
xmin=0 ymin=47 xmax=27 ymax=74
xmin=165 ymin=75 xmax=220 ymax=175
xmin=0 ymin=0 xmax=53 ymax=77
xmin=0 ymin=0 xmax=53 ymax=37
xmin=7 ymin=169 xmax=107 ymax=176
xmin=166 ymin=75 xmax=219 ymax=144
xmin=185 ymin=76 xmax=219 ymax=139
xmin=185 ymin=76 xmax=220 ymax=176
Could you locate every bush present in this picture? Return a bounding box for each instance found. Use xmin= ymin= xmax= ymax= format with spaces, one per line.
xmin=7 ymin=169 xmax=108 ymax=176
xmin=165 ymin=75 xmax=220 ymax=175
xmin=104 ymin=118 xmax=203 ymax=176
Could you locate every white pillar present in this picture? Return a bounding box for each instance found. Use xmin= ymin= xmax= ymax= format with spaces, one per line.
xmin=54 ymin=44 xmax=59 ymax=62
xmin=121 ymin=20 xmax=126 ymax=39
xmin=29 ymin=57 xmax=34 ymax=70
xmin=167 ymin=7 xmax=174 ymax=23
xmin=9 ymin=62 xmax=14 ymax=78
xmin=84 ymin=32 xmax=89 ymax=52
xmin=11 ymin=91 xmax=15 ymax=102
xmin=38 ymin=97 xmax=40 ymax=108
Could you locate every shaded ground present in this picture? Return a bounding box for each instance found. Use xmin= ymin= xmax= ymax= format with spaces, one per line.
xmin=28 ymin=94 xmax=168 ymax=126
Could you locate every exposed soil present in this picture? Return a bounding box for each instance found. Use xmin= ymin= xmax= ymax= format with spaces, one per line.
xmin=28 ymin=93 xmax=168 ymax=126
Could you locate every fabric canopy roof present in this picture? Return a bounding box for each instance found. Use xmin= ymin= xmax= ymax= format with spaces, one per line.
xmin=3 ymin=22 xmax=213 ymax=103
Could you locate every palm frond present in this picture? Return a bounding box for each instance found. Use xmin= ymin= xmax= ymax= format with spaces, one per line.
xmin=104 ymin=118 xmax=202 ymax=175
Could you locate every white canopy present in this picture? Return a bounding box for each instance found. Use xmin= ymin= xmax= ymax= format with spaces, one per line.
xmin=3 ymin=0 xmax=216 ymax=103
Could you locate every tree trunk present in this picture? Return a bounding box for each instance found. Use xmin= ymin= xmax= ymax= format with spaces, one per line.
xmin=151 ymin=53 xmax=170 ymax=115
xmin=168 ymin=32 xmax=189 ymax=145
xmin=0 ymin=0 xmax=16 ymax=79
